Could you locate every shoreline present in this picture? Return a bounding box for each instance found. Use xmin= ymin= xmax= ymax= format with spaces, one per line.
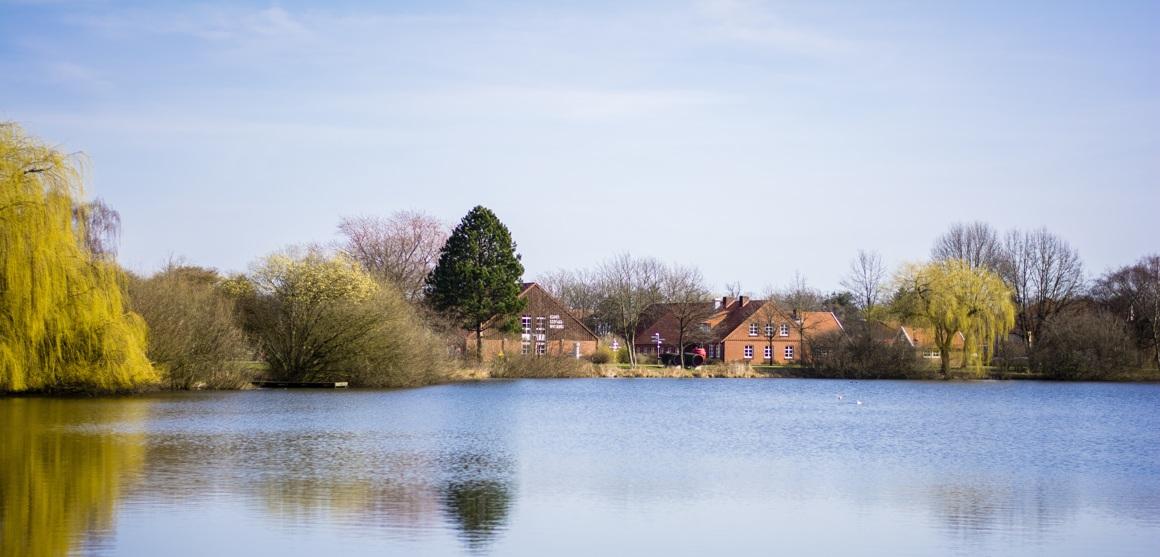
xmin=3 ymin=365 xmax=1157 ymax=397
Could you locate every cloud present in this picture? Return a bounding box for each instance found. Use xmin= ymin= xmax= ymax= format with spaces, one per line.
xmin=73 ymin=4 xmax=315 ymax=45
xmin=694 ymin=0 xmax=860 ymax=56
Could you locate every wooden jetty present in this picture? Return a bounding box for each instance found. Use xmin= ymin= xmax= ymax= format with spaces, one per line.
xmin=251 ymin=381 xmax=349 ymax=389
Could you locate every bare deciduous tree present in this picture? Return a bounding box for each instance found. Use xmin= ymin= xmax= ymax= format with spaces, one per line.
xmin=537 ymin=268 xmax=604 ymax=330
xmin=661 ymin=263 xmax=714 ymax=368
xmin=338 ymin=211 xmax=448 ymax=302
xmin=753 ymin=286 xmax=785 ymax=364
xmin=74 ymin=198 xmax=121 ymax=258
xmin=840 ymin=249 xmax=887 ymax=312
xmin=774 ymin=272 xmax=823 ymax=364
xmin=1093 ymin=255 xmax=1160 ymax=369
xmin=1001 ymin=228 xmax=1085 ymax=350
xmin=595 ymin=253 xmax=665 ymax=368
xmin=932 ymin=221 xmax=1004 ymax=271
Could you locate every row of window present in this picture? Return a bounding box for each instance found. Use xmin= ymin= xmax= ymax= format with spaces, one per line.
xmin=748 ymin=323 xmax=791 ymax=337
xmin=521 ymin=340 xmax=547 ymax=355
xmin=700 ymin=344 xmax=796 ymax=360
xmin=742 ymin=345 xmax=794 ymax=360
xmin=521 ymin=341 xmax=584 ymax=356
xmin=521 ymin=316 xmax=545 ymax=335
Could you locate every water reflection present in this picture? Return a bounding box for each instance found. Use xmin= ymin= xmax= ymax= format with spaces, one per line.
xmin=3 ymin=382 xmax=1159 ymax=557
xmin=0 ymin=398 xmax=146 ymax=557
xmin=439 ymin=453 xmax=516 ymax=552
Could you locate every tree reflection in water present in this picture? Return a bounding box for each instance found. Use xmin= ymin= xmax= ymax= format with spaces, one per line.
xmin=442 ymin=479 xmax=514 ymax=551
xmin=0 ymin=398 xmax=146 ymax=557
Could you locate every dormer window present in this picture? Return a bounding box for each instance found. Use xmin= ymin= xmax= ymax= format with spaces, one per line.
xmin=764 ymin=324 xmax=774 ymax=337
xmin=748 ymin=323 xmax=758 ymax=336
xmin=779 ymin=324 xmax=790 ymax=337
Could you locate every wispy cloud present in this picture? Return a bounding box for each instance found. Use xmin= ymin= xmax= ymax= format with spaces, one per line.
xmin=694 ymin=0 xmax=860 ymax=56
xmin=74 ymin=5 xmax=315 ymax=46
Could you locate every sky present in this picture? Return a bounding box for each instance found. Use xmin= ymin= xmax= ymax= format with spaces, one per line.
xmin=2 ymin=0 xmax=1157 ymax=293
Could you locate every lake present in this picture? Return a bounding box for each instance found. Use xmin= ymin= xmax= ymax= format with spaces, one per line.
xmin=3 ymin=379 xmax=1159 ymax=556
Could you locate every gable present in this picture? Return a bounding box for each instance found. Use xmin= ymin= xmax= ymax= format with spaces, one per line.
xmin=475 ymin=283 xmax=598 ymax=341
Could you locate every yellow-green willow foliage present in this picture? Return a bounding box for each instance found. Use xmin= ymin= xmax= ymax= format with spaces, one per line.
xmin=0 ymin=398 xmax=147 ymax=557
xmin=894 ymin=259 xmax=1016 ymax=376
xmin=0 ymin=123 xmax=155 ymax=392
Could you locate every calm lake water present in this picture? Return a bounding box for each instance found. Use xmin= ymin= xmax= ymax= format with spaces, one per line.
xmin=3 ymin=379 xmax=1159 ymax=557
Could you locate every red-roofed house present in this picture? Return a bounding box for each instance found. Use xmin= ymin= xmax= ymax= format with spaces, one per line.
xmin=636 ymin=296 xmax=845 ymax=364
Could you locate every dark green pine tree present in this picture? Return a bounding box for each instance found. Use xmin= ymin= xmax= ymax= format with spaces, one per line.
xmin=426 ymin=206 xmax=526 ymax=361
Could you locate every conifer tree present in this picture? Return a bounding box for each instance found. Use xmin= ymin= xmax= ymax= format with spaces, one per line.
xmin=425 ymin=206 xmax=525 ymax=361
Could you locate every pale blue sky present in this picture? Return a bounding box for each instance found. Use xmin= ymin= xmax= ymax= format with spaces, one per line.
xmin=2 ymin=0 xmax=1157 ymax=292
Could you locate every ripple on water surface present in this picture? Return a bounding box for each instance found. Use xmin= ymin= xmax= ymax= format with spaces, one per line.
xmin=2 ymin=379 xmax=1158 ymax=556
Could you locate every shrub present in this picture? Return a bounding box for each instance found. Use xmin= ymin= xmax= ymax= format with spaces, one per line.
xmin=811 ymin=327 xmax=925 ymax=379
xmin=615 ymin=345 xmax=631 ymax=364
xmin=127 ymin=265 xmax=252 ymax=389
xmin=1033 ymin=308 xmax=1138 ymax=380
xmin=234 ymin=248 xmax=450 ymax=387
xmin=589 ymin=346 xmax=614 ymax=364
xmin=489 ymin=355 xmax=595 ymax=378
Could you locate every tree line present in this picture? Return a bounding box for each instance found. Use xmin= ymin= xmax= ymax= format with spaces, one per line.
xmin=2 ymin=123 xmax=1156 ymax=391
xmin=535 ymin=227 xmax=1158 ymax=380
xmin=0 ymin=124 xmax=524 ymax=392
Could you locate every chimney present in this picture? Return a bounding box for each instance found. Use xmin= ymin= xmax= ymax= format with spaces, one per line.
xmin=722 ymin=296 xmax=733 ymax=308
xmin=739 ymin=295 xmax=749 ymax=307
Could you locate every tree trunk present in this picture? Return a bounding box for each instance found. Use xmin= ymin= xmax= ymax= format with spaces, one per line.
xmin=940 ymin=349 xmax=951 ymax=377
xmin=678 ymin=330 xmax=685 ymax=368
xmin=475 ymin=324 xmax=483 ymax=364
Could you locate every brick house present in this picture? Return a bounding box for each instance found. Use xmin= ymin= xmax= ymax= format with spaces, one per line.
xmin=465 ymin=282 xmax=600 ymax=362
xmin=636 ymin=296 xmax=845 ymax=364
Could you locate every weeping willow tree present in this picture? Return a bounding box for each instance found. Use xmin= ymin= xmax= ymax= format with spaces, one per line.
xmin=1 ymin=398 xmax=147 ymax=557
xmin=893 ymin=259 xmax=1015 ymax=376
xmin=0 ymin=123 xmax=155 ymax=392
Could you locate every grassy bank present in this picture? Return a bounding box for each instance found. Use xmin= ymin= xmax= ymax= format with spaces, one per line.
xmin=449 ymin=359 xmax=1160 ymax=383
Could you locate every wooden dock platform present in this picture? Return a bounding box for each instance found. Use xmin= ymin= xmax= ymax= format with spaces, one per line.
xmin=251 ymin=381 xmax=349 ymax=389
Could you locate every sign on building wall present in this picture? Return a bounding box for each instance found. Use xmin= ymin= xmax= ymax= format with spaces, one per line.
xmin=549 ymin=315 xmax=565 ymax=330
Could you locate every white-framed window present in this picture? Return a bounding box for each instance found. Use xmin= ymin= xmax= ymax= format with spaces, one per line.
xmin=521 ymin=340 xmax=530 ymax=355
xmin=748 ymin=323 xmax=758 ymax=336
xmin=779 ymin=324 xmax=790 ymax=337
xmin=784 ymin=345 xmax=794 ymax=360
xmin=763 ymin=345 xmax=772 ymax=360
xmin=521 ymin=315 xmax=531 ymax=334
xmin=535 ymin=317 xmax=545 ymax=332
xmin=923 ymin=350 xmax=940 ymax=358
xmin=764 ymin=324 xmax=774 ymax=337
xmin=573 ymin=342 xmax=581 ymax=358
xmin=744 ymin=345 xmax=754 ymax=359
xmin=536 ymin=341 xmax=546 ymax=356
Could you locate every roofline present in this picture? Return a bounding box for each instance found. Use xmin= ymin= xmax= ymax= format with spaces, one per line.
xmin=521 ymin=282 xmax=601 ymax=341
